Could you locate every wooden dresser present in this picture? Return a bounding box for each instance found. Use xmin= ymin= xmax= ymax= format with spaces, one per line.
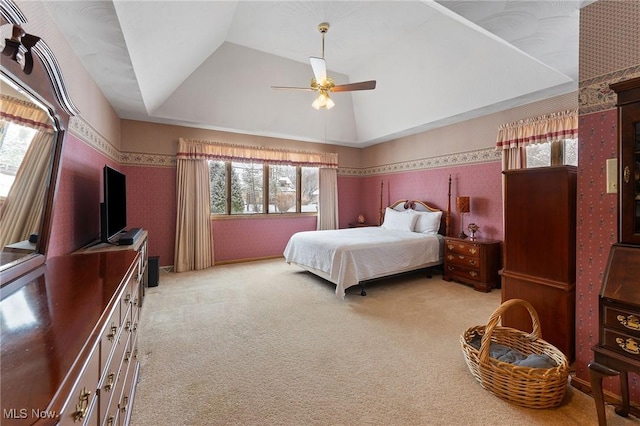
xmin=443 ymin=236 xmax=501 ymax=292
xmin=501 ymin=166 xmax=577 ymax=361
xmin=0 ymin=250 xmax=141 ymax=425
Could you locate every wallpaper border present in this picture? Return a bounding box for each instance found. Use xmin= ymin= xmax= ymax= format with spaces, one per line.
xmin=338 ymin=147 xmax=501 ymax=176
xmin=69 ymin=116 xmax=500 ymax=173
xmin=579 ymin=65 xmax=640 ymax=114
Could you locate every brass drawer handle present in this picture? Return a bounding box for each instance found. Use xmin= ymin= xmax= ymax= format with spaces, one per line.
xmin=624 ymin=165 xmax=630 ymax=183
xmin=121 ymin=396 xmax=129 ymax=413
xmin=447 ymin=244 xmax=454 ymax=251
xmin=468 ymin=248 xmax=477 ymax=255
xmin=616 ymin=337 xmax=639 ymax=354
xmin=125 ymin=320 xmax=132 ymax=332
xmin=468 ymin=260 xmax=476 ymax=266
xmin=124 ymin=351 xmax=131 ymax=363
xmin=104 ymin=372 xmax=116 ymax=392
xmin=447 ymin=254 xmax=454 ymax=260
xmin=107 ymin=324 xmax=118 ymax=342
xmin=124 ymin=293 xmax=131 ymax=304
xmin=107 ymin=415 xmax=115 ymax=426
xmin=617 ymin=314 xmax=640 ymax=330
xmin=469 ymin=271 xmax=478 ymax=278
xmin=73 ymin=387 xmax=91 ymax=422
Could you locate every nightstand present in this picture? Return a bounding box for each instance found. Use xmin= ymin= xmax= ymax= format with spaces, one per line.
xmin=348 ymin=222 xmax=377 ymax=228
xmin=443 ymin=236 xmax=501 ymax=292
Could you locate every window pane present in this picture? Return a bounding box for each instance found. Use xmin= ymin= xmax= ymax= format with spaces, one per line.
xmin=269 ymin=165 xmax=296 ymax=213
xmin=0 ymin=123 xmax=37 ymax=198
xmin=233 ymin=161 xmax=263 ymax=214
xmin=526 ymin=143 xmax=551 ymax=168
xmin=208 ymin=160 xmax=227 ymax=214
xmin=564 ymin=138 xmax=578 ymax=166
xmin=301 ymin=167 xmax=318 ymax=212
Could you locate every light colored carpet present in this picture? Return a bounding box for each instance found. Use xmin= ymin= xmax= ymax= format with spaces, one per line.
xmin=130 ymin=259 xmax=637 ymax=426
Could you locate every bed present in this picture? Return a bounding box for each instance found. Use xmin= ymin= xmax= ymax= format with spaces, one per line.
xmin=284 ymin=180 xmax=452 ymax=298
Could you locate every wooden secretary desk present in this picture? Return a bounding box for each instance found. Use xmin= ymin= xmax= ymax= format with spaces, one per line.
xmin=588 ymin=76 xmax=640 ymax=425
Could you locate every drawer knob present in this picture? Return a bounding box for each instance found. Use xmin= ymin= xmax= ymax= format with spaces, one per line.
xmin=73 ymin=387 xmax=91 ymax=422
xmin=107 ymin=324 xmax=118 ymax=342
xmin=617 ymin=314 xmax=640 ymax=330
xmin=616 ymin=337 xmax=640 ymax=355
xmin=104 ymin=372 xmax=116 ymax=392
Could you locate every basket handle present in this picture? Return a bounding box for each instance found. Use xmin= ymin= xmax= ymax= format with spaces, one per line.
xmin=478 ymin=298 xmax=542 ymax=364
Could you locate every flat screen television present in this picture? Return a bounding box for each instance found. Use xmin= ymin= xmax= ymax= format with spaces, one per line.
xmin=100 ymin=165 xmax=127 ymax=243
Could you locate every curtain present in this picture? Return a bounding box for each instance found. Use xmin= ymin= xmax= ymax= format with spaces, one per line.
xmin=496 ymin=108 xmax=578 ymax=171
xmin=174 ymin=158 xmax=213 ymax=272
xmin=317 ymin=168 xmax=339 ymax=230
xmin=177 ymin=138 xmax=338 ymax=167
xmin=0 ymin=95 xmax=54 ymax=249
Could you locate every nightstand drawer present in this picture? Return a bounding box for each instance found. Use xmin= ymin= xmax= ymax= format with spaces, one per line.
xmin=445 ymin=264 xmax=481 ymax=282
xmin=445 ymin=252 xmax=480 ymax=269
xmin=445 ymin=241 xmax=481 ymax=257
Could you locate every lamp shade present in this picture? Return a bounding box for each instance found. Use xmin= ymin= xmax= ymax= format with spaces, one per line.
xmin=456 ymin=196 xmax=470 ymax=213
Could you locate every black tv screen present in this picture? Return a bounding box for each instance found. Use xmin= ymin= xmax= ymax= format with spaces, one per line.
xmin=101 ymin=165 xmax=127 ymax=243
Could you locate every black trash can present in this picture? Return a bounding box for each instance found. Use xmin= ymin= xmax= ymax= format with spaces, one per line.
xmin=148 ymin=256 xmax=159 ymax=287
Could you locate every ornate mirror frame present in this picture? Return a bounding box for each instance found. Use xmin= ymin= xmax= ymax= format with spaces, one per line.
xmin=0 ymin=0 xmax=79 ymax=285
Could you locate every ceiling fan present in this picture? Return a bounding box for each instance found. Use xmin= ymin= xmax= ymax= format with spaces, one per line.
xmin=271 ymin=22 xmax=376 ymax=110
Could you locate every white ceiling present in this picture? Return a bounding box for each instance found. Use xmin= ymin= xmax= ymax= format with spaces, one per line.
xmin=43 ymin=1 xmax=592 ymax=148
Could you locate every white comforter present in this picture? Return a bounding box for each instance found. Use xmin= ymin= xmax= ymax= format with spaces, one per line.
xmin=283 ymin=227 xmax=443 ymax=298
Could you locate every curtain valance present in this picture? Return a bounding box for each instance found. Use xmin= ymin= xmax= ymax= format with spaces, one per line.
xmin=177 ymin=138 xmax=338 ymax=168
xmin=496 ymin=108 xmax=578 ymax=150
xmin=0 ymin=94 xmax=53 ymax=132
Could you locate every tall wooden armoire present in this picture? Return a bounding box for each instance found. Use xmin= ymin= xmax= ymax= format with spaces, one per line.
xmin=501 ymin=165 xmax=577 ymax=361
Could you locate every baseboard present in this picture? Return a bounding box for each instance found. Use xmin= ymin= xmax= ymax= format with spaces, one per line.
xmin=571 ymin=375 xmax=640 ymax=419
xmin=215 ymin=255 xmax=283 ymax=265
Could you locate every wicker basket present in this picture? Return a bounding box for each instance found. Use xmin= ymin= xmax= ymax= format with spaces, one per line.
xmin=460 ymin=298 xmax=570 ymax=409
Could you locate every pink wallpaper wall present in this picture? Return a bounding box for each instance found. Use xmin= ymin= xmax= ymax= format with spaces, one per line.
xmin=48 ymin=133 xmax=117 ymax=258
xmin=119 ymin=160 xmax=502 ymax=267
xmin=353 ymin=163 xmax=504 ymax=240
xmin=124 ymin=165 xmax=176 ymax=267
xmin=574 ymin=109 xmax=636 ymax=398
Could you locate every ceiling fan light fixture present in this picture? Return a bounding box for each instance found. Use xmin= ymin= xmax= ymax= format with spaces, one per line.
xmin=312 ymin=91 xmax=334 ymax=110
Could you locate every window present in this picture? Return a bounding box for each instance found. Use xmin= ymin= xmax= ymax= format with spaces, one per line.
xmin=209 ymin=160 xmax=318 ymax=215
xmin=0 ymin=122 xmax=37 ymax=198
xmin=526 ymin=138 xmax=578 ymax=168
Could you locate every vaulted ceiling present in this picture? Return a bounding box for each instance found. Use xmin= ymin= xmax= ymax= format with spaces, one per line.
xmin=43 ymin=1 xmax=592 ymax=147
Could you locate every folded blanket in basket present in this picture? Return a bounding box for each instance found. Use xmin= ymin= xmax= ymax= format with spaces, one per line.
xmin=469 ymin=334 xmax=557 ymax=369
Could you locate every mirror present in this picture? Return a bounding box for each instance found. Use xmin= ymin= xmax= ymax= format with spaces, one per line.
xmin=0 ymin=1 xmax=78 ymax=286
xmin=0 ymin=75 xmax=57 ymax=272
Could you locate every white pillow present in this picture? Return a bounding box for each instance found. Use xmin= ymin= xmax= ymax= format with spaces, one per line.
xmin=381 ymin=207 xmax=418 ymax=232
xmin=410 ymin=210 xmax=443 ymax=234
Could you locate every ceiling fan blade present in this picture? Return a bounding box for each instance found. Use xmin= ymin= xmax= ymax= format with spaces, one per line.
xmin=331 ymin=80 xmax=377 ymax=93
xmin=271 ymin=86 xmax=313 ymax=91
xmin=309 ymin=57 xmax=327 ymax=85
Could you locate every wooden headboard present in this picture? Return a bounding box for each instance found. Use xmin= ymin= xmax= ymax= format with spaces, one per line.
xmin=377 ymin=176 xmax=452 ymax=236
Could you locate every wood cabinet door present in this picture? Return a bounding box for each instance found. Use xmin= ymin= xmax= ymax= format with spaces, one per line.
xmin=619 ymin=101 xmax=640 ymax=245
